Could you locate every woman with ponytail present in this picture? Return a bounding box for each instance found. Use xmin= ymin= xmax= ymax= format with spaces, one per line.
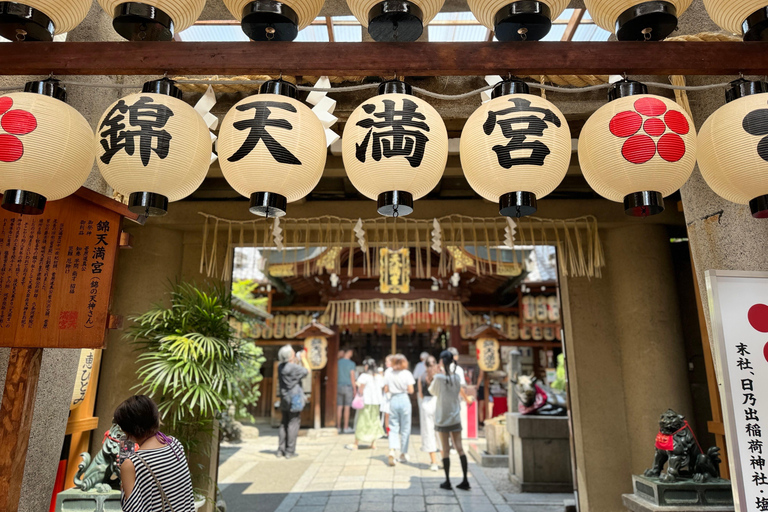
xmin=429 ymin=350 xmax=472 ymax=491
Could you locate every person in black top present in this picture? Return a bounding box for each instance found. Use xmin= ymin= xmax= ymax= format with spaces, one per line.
xmin=277 ymin=345 xmax=309 ymax=459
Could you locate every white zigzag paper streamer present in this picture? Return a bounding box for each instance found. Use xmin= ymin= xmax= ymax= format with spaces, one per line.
xmin=504 ymin=218 xmax=517 ymax=248
xmin=273 ymin=217 xmax=284 ymax=250
xmin=354 ymin=218 xmax=367 ymax=251
xmin=482 ymin=75 xmax=503 ymax=104
xmin=431 ymin=218 xmax=442 ymax=253
xmin=194 ymin=85 xmax=219 ymax=165
xmin=308 ymin=76 xmax=340 ymax=147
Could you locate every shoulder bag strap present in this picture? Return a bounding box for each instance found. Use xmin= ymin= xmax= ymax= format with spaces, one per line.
xmin=134 ymin=452 xmax=176 ymax=512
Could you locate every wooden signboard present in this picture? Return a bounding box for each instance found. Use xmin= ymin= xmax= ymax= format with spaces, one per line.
xmin=0 ymin=190 xmax=123 ymax=349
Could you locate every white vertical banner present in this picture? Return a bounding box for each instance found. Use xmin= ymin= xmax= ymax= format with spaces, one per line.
xmin=706 ymin=270 xmax=768 ymax=512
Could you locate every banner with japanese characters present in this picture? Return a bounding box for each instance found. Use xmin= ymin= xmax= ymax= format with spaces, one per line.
xmin=706 ymin=271 xmax=768 ymax=512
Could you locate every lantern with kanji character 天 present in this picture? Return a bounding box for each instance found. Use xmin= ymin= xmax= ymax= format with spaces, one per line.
xmin=346 ymin=0 xmax=443 ymax=41
xmin=698 ymin=79 xmax=768 ymax=218
xmin=703 ymin=0 xmax=768 ymax=41
xmin=460 ymin=79 xmax=570 ymax=218
xmin=467 ymin=0 xmax=568 ymax=41
xmin=95 ymin=78 xmax=212 ymax=217
xmin=578 ymin=80 xmax=697 ymax=217
xmin=97 ymin=0 xmax=205 ymax=40
xmin=342 ymin=80 xmax=448 ymax=217
xmin=217 ymin=79 xmax=327 ymax=217
xmin=0 ymin=0 xmax=90 ymax=41
xmin=583 ymin=0 xmax=691 ymax=40
xmin=222 ymin=0 xmax=323 ymax=41
xmin=0 ymin=79 xmax=95 ymax=215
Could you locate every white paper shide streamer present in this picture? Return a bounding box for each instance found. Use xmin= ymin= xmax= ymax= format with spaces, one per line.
xmin=431 ymin=218 xmax=442 ymax=253
xmin=306 ymin=76 xmax=340 ymax=147
xmin=272 ymin=217 xmax=284 ymax=250
xmin=504 ymin=218 xmax=517 ymax=248
xmin=354 ymin=218 xmax=367 ymax=251
xmin=193 ymin=85 xmax=219 ymax=165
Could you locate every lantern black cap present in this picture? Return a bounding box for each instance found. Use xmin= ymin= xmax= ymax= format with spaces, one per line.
xmin=241 ymin=0 xmax=299 ymax=41
xmin=725 ymin=78 xmax=768 ymax=103
xmin=608 ymin=79 xmax=648 ymax=102
xmin=129 ymin=192 xmax=168 ymax=217
xmin=379 ymin=80 xmax=412 ymax=95
xmin=113 ymin=2 xmax=174 ymax=41
xmin=744 ymin=7 xmax=768 ymax=42
xmin=368 ymin=0 xmax=423 ymax=42
xmin=0 ymin=2 xmax=54 ymax=41
xmin=615 ymin=0 xmax=677 ymax=41
xmin=142 ymin=77 xmax=183 ymax=99
xmin=1 ymin=189 xmax=46 ymax=215
xmin=624 ymin=191 xmax=664 ymax=217
xmin=749 ymin=195 xmax=768 ymax=218
xmin=494 ymin=1 xmax=552 ymax=42
xmin=499 ymin=192 xmax=537 ymax=218
xmin=24 ymin=78 xmax=67 ymax=102
xmin=491 ymin=78 xmax=530 ymax=98
xmin=378 ymin=191 xmax=413 ymax=217
xmin=250 ymin=192 xmax=287 ymax=217
xmin=260 ymin=79 xmax=298 ymax=98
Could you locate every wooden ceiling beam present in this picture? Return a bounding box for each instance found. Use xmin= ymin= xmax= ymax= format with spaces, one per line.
xmin=1 ymin=42 xmax=766 ymax=76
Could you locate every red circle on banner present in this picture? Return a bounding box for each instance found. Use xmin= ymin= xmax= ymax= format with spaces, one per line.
xmin=635 ymin=97 xmax=667 ymax=117
xmin=644 ymin=118 xmax=666 ymax=137
xmin=657 ymin=133 xmax=686 ymax=162
xmin=0 ymin=97 xmax=12 ymax=116
xmin=622 ymin=134 xmax=656 ymax=164
xmin=610 ymin=111 xmax=642 ymax=137
xmin=764 ymin=341 xmax=768 ymax=363
xmin=0 ymin=134 xmax=23 ymax=162
xmin=1 ymin=110 xmax=36 ymax=135
xmin=748 ymin=303 xmax=768 ymax=332
xmin=665 ymin=110 xmax=690 ymax=135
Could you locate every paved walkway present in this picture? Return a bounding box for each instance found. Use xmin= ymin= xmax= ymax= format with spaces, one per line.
xmin=218 ymin=426 xmax=573 ymax=512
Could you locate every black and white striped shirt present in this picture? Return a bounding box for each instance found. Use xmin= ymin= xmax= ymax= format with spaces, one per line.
xmin=122 ymin=437 xmax=195 ymax=512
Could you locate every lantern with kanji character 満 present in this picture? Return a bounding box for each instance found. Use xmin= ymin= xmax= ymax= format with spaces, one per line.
xmin=578 ymin=79 xmax=697 ymax=217
xmin=703 ymin=0 xmax=768 ymax=41
xmin=342 ymin=80 xmax=448 ymax=217
xmin=97 ymin=0 xmax=206 ymax=41
xmin=217 ymin=79 xmax=327 ymax=217
xmin=0 ymin=79 xmax=95 ymax=215
xmin=95 ymin=78 xmax=212 ymax=217
xmin=222 ymin=0 xmax=324 ymax=41
xmin=584 ymin=0 xmax=691 ymax=41
xmin=467 ymin=0 xmax=568 ymax=42
xmin=0 ymin=0 xmax=90 ymax=41
xmin=461 ymin=79 xmax=571 ymax=218
xmin=698 ymin=78 xmax=768 ymax=218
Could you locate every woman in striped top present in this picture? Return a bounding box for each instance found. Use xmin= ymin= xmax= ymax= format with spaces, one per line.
xmin=115 ymin=395 xmax=195 ymax=512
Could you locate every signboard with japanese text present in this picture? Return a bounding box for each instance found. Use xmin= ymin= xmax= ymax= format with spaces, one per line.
xmin=706 ymin=271 xmax=768 ymax=512
xmin=0 ymin=192 xmax=122 ymax=349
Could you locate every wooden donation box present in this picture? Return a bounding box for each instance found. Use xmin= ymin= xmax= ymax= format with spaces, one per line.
xmin=0 ymin=188 xmax=137 ymax=512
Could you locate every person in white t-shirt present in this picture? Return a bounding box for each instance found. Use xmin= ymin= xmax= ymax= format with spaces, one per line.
xmin=383 ymin=354 xmax=415 ymax=466
xmin=413 ymin=351 xmax=429 ymax=445
xmin=346 ymin=358 xmax=385 ymax=450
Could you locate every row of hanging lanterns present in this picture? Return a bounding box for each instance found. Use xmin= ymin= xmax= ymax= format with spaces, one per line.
xmin=2 ymin=76 xmax=768 ymax=220
xmin=3 ymin=0 xmax=768 ymax=42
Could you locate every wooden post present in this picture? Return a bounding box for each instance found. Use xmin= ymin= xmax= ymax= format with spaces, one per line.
xmin=65 ymin=349 xmax=103 ymax=489
xmin=324 ymin=329 xmax=339 ymax=428
xmin=484 ymin=373 xmax=492 ymax=420
xmin=391 ymin=324 xmax=397 ymax=355
xmin=312 ymin=371 xmax=322 ymax=430
xmin=0 ymin=348 xmax=44 ymax=512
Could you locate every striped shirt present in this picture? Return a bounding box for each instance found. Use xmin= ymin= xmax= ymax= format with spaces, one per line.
xmin=122 ymin=437 xmax=195 ymax=512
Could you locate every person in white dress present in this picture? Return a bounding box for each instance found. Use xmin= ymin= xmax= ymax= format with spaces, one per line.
xmin=418 ymin=355 xmax=441 ymax=471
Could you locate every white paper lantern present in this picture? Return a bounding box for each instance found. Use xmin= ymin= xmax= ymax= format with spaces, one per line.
xmin=578 ymin=80 xmax=697 ymax=217
xmin=698 ymin=79 xmax=768 ymax=218
xmin=346 ymin=0 xmax=444 ymax=41
xmin=584 ymin=0 xmax=692 ymax=40
xmin=0 ymin=0 xmax=90 ymax=41
xmin=342 ymin=81 xmax=448 ymax=217
xmin=703 ymin=0 xmax=768 ymax=40
xmin=95 ymin=79 xmax=211 ymax=216
xmin=461 ymin=80 xmax=570 ymax=217
xmin=218 ymin=80 xmax=327 ymax=217
xmin=98 ymin=0 xmax=206 ymax=40
xmin=0 ymin=80 xmax=94 ymax=215
xmin=223 ymin=0 xmax=323 ymax=41
xmin=467 ymin=0 xmax=568 ymax=41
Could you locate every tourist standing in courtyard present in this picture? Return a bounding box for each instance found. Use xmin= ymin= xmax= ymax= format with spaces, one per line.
xmin=384 ymin=353 xmax=415 ymax=466
xmin=346 ymin=357 xmax=385 ymax=450
xmin=337 ymin=348 xmax=357 ymax=434
xmin=430 ymin=350 xmax=471 ymax=491
xmin=277 ymin=345 xmax=309 ymax=459
xmin=419 ymin=355 xmax=441 ymax=471
xmin=380 ymin=354 xmax=395 ymax=434
xmin=114 ymin=395 xmax=195 ymax=512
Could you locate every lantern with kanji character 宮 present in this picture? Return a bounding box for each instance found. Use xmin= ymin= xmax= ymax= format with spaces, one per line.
xmin=467 ymin=0 xmax=568 ymax=41
xmin=0 ymin=0 xmax=90 ymax=41
xmin=217 ymin=79 xmax=327 ymax=217
xmin=342 ymin=80 xmax=448 ymax=217
xmin=0 ymin=79 xmax=94 ymax=215
xmin=584 ymin=0 xmax=691 ymax=40
xmin=222 ymin=0 xmax=323 ymax=41
xmin=578 ymin=80 xmax=697 ymax=217
xmin=95 ymin=78 xmax=212 ymax=216
xmin=460 ymin=79 xmax=570 ymax=218
xmin=346 ymin=0 xmax=443 ymax=41
xmin=703 ymin=0 xmax=768 ymax=41
xmin=698 ymin=79 xmax=768 ymax=218
xmin=97 ymin=0 xmax=205 ymax=41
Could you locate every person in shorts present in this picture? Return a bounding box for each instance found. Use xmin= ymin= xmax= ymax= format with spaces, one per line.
xmin=337 ymin=348 xmax=357 ymax=434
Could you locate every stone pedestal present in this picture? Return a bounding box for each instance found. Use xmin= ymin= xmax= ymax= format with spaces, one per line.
xmin=630 ymin=475 xmax=733 ymax=507
xmin=55 ymin=488 xmax=121 ymax=512
xmin=506 ymin=412 xmax=573 ymax=492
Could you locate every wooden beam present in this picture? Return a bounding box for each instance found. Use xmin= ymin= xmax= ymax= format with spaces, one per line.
xmin=561 ymin=8 xmax=586 ymax=42
xmin=0 ymin=348 xmax=43 ymax=512
xmin=1 ymin=42 xmax=767 ymax=76
xmin=325 ymin=16 xmax=335 ymax=43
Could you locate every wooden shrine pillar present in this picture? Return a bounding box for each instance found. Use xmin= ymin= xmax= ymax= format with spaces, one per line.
xmin=324 ymin=329 xmax=339 ymax=428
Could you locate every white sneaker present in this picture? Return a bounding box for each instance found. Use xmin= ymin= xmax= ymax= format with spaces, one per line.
xmin=429 ymin=463 xmax=439 ymax=471
xmin=343 ymin=427 xmax=354 ymax=434
xmin=399 ymin=453 xmax=410 ymax=463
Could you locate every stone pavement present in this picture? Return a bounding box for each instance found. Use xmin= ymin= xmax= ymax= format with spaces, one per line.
xmin=218 ymin=427 xmax=573 ymax=512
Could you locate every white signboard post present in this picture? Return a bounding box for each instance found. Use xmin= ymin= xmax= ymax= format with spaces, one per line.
xmin=706 ymin=270 xmax=768 ymax=512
